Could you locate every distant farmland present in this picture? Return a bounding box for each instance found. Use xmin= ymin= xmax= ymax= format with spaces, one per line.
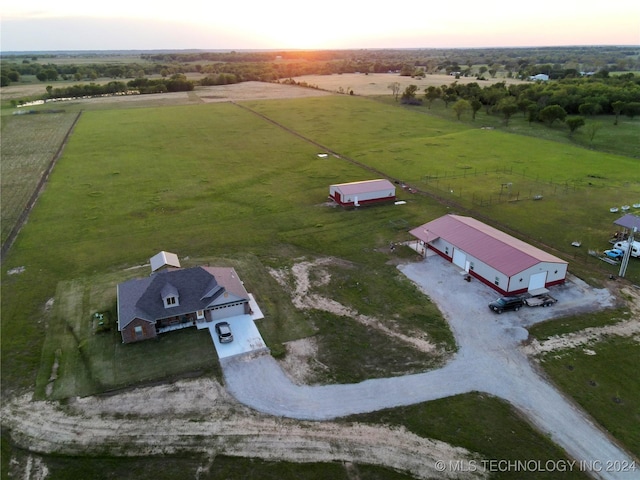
xmin=1 ymin=111 xmax=79 ymax=248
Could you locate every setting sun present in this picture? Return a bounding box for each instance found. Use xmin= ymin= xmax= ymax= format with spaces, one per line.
xmin=1 ymin=0 xmax=639 ymax=50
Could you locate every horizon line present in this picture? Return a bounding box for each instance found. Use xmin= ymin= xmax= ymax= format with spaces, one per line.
xmin=2 ymin=44 xmax=639 ymax=56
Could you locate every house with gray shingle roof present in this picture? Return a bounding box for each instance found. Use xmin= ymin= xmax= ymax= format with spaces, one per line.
xmin=117 ymin=253 xmax=250 ymax=343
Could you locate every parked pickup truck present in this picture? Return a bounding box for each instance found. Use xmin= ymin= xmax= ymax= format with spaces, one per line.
xmin=522 ymin=288 xmax=557 ymax=307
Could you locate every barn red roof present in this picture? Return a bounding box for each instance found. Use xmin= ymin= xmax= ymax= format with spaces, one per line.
xmin=410 ymin=214 xmax=567 ymax=276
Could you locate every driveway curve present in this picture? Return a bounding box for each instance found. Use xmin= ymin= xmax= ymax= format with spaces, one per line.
xmin=221 ymin=255 xmax=638 ymax=479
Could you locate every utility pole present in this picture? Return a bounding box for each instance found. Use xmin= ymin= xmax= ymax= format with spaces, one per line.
xmin=619 ymin=227 xmax=637 ymax=277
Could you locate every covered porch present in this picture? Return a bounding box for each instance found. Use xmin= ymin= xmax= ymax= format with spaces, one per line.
xmin=155 ymin=310 xmax=208 ymax=334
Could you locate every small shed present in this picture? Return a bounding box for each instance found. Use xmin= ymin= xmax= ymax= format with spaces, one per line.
xmin=150 ymin=251 xmax=181 ymax=273
xmin=329 ymin=179 xmax=396 ymax=207
xmin=409 ymin=214 xmax=568 ymax=296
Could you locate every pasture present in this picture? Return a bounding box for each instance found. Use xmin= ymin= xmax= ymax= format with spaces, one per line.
xmin=2 ymin=94 xmax=639 ymax=393
xmin=0 ymin=111 xmax=79 ymax=245
xmin=1 ymin=90 xmax=639 ymax=475
xmin=537 ymin=336 xmax=640 ymax=456
xmin=1 ymin=99 xmax=454 ymax=396
xmin=244 ymin=96 xmax=640 ymax=277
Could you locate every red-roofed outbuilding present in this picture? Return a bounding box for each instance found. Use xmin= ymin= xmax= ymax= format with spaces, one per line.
xmin=329 ymin=179 xmax=396 ymax=207
xmin=409 ymin=214 xmax=568 ymax=295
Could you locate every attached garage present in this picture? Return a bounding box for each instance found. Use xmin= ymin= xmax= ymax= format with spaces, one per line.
xmin=409 ymin=214 xmax=568 ymax=296
xmin=329 ymin=179 xmax=396 ymax=207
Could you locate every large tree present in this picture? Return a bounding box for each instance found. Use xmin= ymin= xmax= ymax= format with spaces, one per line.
xmin=611 ymin=101 xmax=625 ymax=125
xmin=424 ymin=86 xmax=441 ymax=109
xmin=539 ymin=105 xmax=567 ymax=125
xmin=388 ymin=82 xmax=401 ymax=102
xmin=401 ymin=85 xmax=421 ymax=105
xmin=497 ymin=97 xmax=519 ymax=126
xmin=470 ymin=98 xmax=482 ymax=120
xmin=452 ymin=99 xmax=471 ymax=120
xmin=566 ymin=116 xmax=585 ymax=137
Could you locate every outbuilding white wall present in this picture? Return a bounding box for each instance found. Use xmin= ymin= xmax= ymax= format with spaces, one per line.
xmin=332 ymin=188 xmax=395 ymax=204
xmin=426 ymin=239 xmax=566 ymax=295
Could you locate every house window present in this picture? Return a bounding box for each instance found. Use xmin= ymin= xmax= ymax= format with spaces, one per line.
xmin=163 ymin=295 xmax=179 ymax=308
xmin=494 ymin=277 xmax=500 ymax=286
xmin=445 ymin=247 xmax=449 ymax=255
xmin=469 ymin=262 xmax=474 ymax=271
xmin=134 ymin=325 xmax=143 ymax=337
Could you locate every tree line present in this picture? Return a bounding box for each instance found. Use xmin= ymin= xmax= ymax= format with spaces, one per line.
xmin=2 ymin=46 xmax=639 ymax=87
xmin=396 ymin=73 xmax=640 ymax=137
xmin=13 ymin=75 xmax=196 ymax=103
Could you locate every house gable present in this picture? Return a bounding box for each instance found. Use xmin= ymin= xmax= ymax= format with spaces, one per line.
xmin=121 ymin=317 xmax=157 ymax=343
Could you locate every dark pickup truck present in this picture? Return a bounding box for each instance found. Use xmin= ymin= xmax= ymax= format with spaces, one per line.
xmin=488 ymin=296 xmax=524 ymax=313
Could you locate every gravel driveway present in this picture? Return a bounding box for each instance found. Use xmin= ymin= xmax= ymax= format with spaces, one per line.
xmin=222 ymin=254 xmax=637 ymax=479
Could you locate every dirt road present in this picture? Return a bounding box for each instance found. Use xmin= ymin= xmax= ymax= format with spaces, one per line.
xmin=222 ymin=254 xmax=638 ymax=480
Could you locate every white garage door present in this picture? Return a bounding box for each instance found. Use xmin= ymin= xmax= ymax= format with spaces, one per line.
xmin=452 ymin=249 xmax=467 ymax=269
xmin=528 ymin=272 xmax=547 ymax=292
xmin=209 ymin=304 xmax=246 ymax=321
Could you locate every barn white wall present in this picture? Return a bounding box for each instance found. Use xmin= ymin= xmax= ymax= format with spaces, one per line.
xmin=466 ymin=254 xmax=509 ymax=291
xmin=340 ymin=189 xmax=394 ymax=203
xmin=510 ymin=262 xmax=568 ymax=292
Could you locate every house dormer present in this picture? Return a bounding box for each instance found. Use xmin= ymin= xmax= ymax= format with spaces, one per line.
xmin=161 ymin=282 xmax=180 ymax=308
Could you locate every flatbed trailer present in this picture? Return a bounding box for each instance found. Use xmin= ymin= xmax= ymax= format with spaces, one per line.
xmin=522 ymin=288 xmax=557 ymax=307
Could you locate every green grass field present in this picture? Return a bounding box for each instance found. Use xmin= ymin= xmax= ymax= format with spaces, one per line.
xmin=0 ymin=112 xmax=79 ymax=244
xmin=1 ymin=92 xmax=639 ymax=476
xmin=374 ymin=95 xmax=640 ymax=159
xmin=537 ymin=337 xmax=640 ymax=457
xmin=348 ymin=393 xmax=590 ymax=480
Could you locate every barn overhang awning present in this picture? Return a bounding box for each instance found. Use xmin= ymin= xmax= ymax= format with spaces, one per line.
xmin=409 ymin=226 xmax=440 ymax=244
xmin=614 ymin=214 xmax=640 ymax=231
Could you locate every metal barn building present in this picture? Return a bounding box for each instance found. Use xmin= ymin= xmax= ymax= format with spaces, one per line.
xmin=409 ymin=214 xmax=568 ymax=296
xmin=329 ymin=179 xmax=396 ymax=207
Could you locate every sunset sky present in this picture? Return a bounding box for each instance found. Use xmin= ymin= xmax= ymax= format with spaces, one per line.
xmin=2 ymin=0 xmax=639 ymax=51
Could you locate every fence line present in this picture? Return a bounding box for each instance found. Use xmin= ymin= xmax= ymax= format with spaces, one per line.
xmin=420 ymin=166 xmax=593 ymax=207
xmin=1 ymin=112 xmax=83 ymax=261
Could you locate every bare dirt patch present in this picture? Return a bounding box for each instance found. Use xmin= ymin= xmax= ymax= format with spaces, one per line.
xmin=280 ymin=337 xmax=327 ymax=385
xmin=2 ymin=377 xmax=485 ymax=480
xmin=268 ymin=257 xmax=440 ymax=362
